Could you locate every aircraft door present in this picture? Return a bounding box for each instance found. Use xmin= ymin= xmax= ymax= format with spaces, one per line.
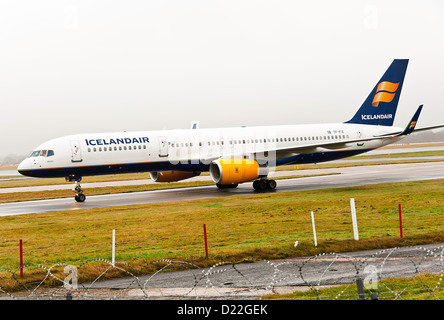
xmin=158 ymin=136 xmax=169 ymax=157
xmin=70 ymin=140 xmax=83 ymax=162
xmin=356 ymin=130 xmax=364 ymax=147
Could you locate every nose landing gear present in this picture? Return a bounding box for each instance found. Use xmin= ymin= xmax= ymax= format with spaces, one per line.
xmin=66 ymin=175 xmax=86 ymax=202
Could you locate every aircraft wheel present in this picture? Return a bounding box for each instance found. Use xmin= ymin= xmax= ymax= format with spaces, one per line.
xmin=75 ymin=193 xmax=86 ymax=202
xmin=267 ymin=179 xmax=277 ymax=189
xmin=253 ymin=179 xmax=268 ymax=191
xmin=258 ymin=179 xmax=268 ymax=190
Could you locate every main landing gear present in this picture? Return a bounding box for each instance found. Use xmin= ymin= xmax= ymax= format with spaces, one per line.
xmin=253 ymin=178 xmax=276 ymax=191
xmin=66 ymin=175 xmax=86 ymax=202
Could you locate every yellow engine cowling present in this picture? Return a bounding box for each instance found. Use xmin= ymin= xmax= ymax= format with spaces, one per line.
xmin=209 ymin=158 xmax=268 ymax=185
xmin=149 ymin=171 xmax=200 ymax=182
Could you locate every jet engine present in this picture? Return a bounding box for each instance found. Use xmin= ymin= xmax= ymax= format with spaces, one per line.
xmin=209 ymin=158 xmax=268 ymax=186
xmin=149 ymin=170 xmax=200 ymax=182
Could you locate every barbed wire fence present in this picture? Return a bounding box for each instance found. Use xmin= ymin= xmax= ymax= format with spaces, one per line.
xmin=0 ymin=245 xmax=442 ymax=300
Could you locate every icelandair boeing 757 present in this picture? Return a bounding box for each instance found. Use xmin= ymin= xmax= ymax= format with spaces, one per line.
xmin=18 ymin=59 xmax=444 ymax=202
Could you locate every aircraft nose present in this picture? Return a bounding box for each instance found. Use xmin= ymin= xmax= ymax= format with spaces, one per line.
xmin=17 ymin=158 xmax=31 ymax=176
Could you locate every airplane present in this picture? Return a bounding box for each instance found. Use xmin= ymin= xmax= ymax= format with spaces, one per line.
xmin=18 ymin=59 xmax=444 ymax=202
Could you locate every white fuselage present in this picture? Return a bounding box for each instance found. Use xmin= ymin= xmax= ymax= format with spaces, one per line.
xmin=18 ymin=122 xmax=403 ymax=178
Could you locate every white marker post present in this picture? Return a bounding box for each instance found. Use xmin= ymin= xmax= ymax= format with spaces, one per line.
xmin=112 ymin=229 xmax=116 ymax=266
xmin=350 ymin=198 xmax=359 ymax=240
xmin=311 ymin=211 xmax=317 ymax=247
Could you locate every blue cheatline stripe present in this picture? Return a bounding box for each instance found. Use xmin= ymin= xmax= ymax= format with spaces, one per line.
xmin=19 ymin=149 xmax=372 ymax=178
xmin=19 ymin=161 xmax=210 ymax=178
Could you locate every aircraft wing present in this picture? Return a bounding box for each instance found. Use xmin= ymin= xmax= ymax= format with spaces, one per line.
xmin=201 ymin=134 xmax=400 ymax=164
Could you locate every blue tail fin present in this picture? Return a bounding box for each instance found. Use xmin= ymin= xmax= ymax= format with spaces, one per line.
xmin=346 ymin=59 xmax=409 ymax=126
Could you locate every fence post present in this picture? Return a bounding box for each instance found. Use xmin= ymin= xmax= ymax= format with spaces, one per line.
xmin=112 ymin=229 xmax=116 ymax=266
xmin=356 ymin=278 xmax=365 ymax=300
xmin=19 ymin=239 xmax=23 ymax=278
xmin=350 ymin=198 xmax=359 ymax=240
xmin=311 ymin=211 xmax=317 ymax=247
xmin=398 ymin=204 xmax=403 ymax=238
xmin=203 ymin=224 xmax=209 ymax=258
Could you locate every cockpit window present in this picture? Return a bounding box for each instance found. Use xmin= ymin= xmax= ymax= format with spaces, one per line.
xmin=30 ymin=150 xmax=55 ymax=157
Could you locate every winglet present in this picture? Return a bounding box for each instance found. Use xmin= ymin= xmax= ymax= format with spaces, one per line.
xmin=401 ymin=105 xmax=423 ymax=135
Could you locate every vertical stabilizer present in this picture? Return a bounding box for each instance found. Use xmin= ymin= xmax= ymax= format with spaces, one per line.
xmin=346 ymin=59 xmax=408 ymax=126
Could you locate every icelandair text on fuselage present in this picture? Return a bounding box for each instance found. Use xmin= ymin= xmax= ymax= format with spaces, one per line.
xmin=361 ymin=114 xmax=393 ymax=120
xmin=85 ymin=137 xmax=150 ymax=146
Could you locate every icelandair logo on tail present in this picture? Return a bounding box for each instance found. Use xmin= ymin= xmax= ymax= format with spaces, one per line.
xmin=372 ymin=81 xmax=399 ymax=107
xmin=361 ymin=81 xmax=400 ymax=121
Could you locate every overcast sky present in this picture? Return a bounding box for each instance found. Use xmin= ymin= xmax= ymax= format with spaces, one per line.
xmin=1 ymin=0 xmax=444 ymax=158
